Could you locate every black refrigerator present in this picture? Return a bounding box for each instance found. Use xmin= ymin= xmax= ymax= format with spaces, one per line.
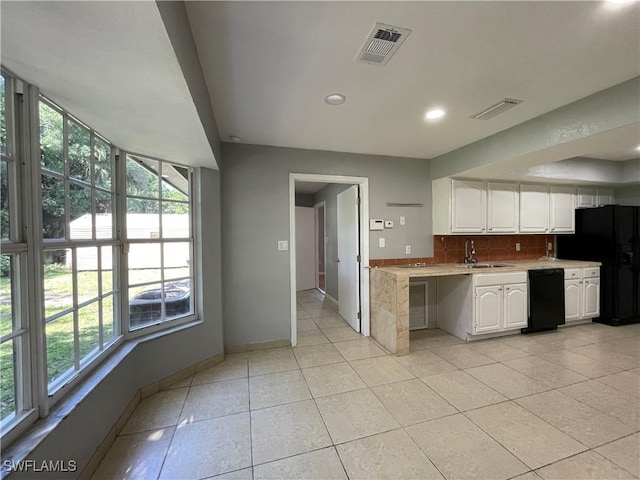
xmin=557 ymin=205 xmax=639 ymax=326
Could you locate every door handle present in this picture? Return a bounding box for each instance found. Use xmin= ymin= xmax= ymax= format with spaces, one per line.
xmin=336 ymin=259 xmax=340 ymax=263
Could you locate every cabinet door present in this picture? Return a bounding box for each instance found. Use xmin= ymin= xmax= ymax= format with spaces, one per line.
xmin=487 ymin=183 xmax=519 ymax=233
xmin=503 ymin=283 xmax=528 ymax=329
xmin=549 ymin=186 xmax=576 ymax=233
xmin=576 ymin=187 xmax=597 ymax=208
xmin=565 ymin=279 xmax=582 ymax=320
xmin=596 ymin=189 xmax=614 ymax=206
xmin=474 ymin=286 xmax=502 ymax=334
xmin=451 ymin=180 xmax=486 ymax=233
xmin=519 ymin=185 xmax=549 ymax=233
xmin=583 ymin=278 xmax=600 ymax=318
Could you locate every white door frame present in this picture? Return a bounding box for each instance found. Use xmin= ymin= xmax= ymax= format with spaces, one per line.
xmin=289 ymin=173 xmax=370 ymax=347
xmin=314 ymin=200 xmax=326 ymax=293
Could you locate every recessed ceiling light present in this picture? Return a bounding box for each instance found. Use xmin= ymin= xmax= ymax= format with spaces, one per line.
xmin=229 ymin=135 xmax=242 ymax=143
xmin=325 ymin=94 xmax=346 ymax=105
xmin=425 ymin=109 xmax=446 ymax=120
xmin=636 ymin=145 xmax=640 ymax=151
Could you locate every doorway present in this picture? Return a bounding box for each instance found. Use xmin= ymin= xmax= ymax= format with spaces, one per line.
xmin=314 ymin=201 xmax=326 ymax=293
xmin=289 ymin=173 xmax=370 ymax=347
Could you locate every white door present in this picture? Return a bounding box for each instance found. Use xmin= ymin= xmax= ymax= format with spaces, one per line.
xmin=474 ymin=286 xmax=502 ymax=334
xmin=565 ymin=279 xmax=582 ymax=320
xmin=295 ymin=207 xmax=316 ymax=291
xmin=549 ymin=186 xmax=576 ymax=233
xmin=337 ymin=185 xmax=360 ymax=332
xmin=583 ymin=278 xmax=600 ymax=318
xmin=503 ymin=283 xmax=528 ymax=329
xmin=487 ymin=182 xmax=519 ymax=233
xmin=519 ymin=184 xmax=549 ymax=233
xmin=451 ymin=180 xmax=486 ymax=233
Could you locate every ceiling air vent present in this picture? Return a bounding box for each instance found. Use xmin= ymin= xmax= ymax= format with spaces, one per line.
xmin=355 ymin=23 xmax=411 ymax=66
xmin=470 ymin=98 xmax=524 ymax=120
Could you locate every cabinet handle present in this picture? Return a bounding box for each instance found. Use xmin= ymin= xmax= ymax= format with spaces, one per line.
xmin=498 ymin=287 xmax=503 ymax=291
xmin=506 ymin=287 xmax=510 ymax=291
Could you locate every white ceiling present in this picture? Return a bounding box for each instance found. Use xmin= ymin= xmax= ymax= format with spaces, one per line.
xmin=186 ymin=1 xmax=640 ymax=161
xmin=0 ymin=1 xmax=216 ymax=168
xmin=295 ymin=182 xmax=329 ymax=195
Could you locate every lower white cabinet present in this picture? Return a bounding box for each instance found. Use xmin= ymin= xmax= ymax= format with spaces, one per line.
xmin=474 ymin=281 xmax=527 ymax=334
xmin=437 ymin=271 xmax=528 ymax=340
xmin=564 ymin=268 xmax=600 ymax=322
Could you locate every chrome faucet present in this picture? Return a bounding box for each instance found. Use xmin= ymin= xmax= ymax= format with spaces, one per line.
xmin=464 ymin=239 xmax=477 ymax=264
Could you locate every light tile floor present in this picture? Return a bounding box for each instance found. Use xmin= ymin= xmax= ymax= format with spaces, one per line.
xmin=92 ymin=289 xmax=640 ymax=480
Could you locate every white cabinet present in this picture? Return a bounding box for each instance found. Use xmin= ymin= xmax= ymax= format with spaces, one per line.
xmin=583 ymin=277 xmax=600 ymax=318
xmin=596 ymin=189 xmax=614 ymax=206
xmin=519 ymin=184 xmax=549 ymax=233
xmin=474 ymin=286 xmax=502 ymax=333
xmin=519 ymin=184 xmax=575 ymax=234
xmin=576 ymin=187 xmax=597 ymax=208
xmin=487 ymin=182 xmax=519 ymax=233
xmin=564 ymin=278 xmax=582 ymax=321
xmin=504 ymin=283 xmax=528 ymax=329
xmin=434 ymin=178 xmax=576 ymax=235
xmin=564 ymin=267 xmax=600 ymax=322
xmin=472 ymin=272 xmax=528 ymax=335
xmin=549 ymin=186 xmax=576 ymax=233
xmin=451 ymin=180 xmax=486 ymax=233
xmin=577 ymin=187 xmax=615 ymax=208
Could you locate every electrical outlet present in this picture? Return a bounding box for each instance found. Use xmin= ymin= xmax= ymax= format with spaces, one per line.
xmin=515 ymin=242 xmax=521 ymax=251
xmin=379 ymin=238 xmax=386 ymax=248
xmin=548 ymin=242 xmax=553 ymax=251
xmin=399 ymin=216 xmax=406 ymax=226
xmin=405 ymin=245 xmax=411 ymax=254
xmin=277 ymin=240 xmax=288 ymax=251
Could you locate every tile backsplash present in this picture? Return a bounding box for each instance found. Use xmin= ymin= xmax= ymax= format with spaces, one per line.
xmin=369 ymin=234 xmax=555 ymax=267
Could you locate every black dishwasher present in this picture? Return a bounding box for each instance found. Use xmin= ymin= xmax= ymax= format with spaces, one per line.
xmin=522 ymin=269 xmax=565 ymax=334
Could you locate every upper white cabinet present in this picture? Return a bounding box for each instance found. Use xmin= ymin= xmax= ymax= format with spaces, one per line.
xmin=487 ymin=183 xmax=519 ymax=233
xmin=549 ymin=186 xmax=576 ymax=233
xmin=519 ymin=184 xmax=549 ymax=233
xmin=577 ymin=187 xmax=615 ymax=208
xmin=433 ymin=178 xmax=486 ymax=234
xmin=434 ymin=178 xmax=575 ymax=235
xmin=451 ymin=180 xmax=486 ymax=233
xmin=596 ymin=188 xmax=614 ymax=206
xmin=576 ymin=187 xmax=597 ymax=208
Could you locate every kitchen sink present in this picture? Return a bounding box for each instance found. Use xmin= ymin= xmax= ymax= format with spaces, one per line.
xmin=457 ymin=263 xmax=514 ymax=269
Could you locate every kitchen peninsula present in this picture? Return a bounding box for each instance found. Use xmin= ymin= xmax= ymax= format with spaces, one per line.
xmin=370 ymin=259 xmax=601 ymax=355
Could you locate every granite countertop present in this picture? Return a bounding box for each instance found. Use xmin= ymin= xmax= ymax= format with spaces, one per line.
xmin=372 ymin=259 xmax=601 ymax=278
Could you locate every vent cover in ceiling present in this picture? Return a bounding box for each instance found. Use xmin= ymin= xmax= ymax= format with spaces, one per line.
xmin=470 ymin=98 xmax=524 ymax=120
xmin=355 ymin=23 xmax=411 ymax=66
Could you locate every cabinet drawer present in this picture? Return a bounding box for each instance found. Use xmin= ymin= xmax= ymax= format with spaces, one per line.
xmin=583 ymin=268 xmax=600 ymax=279
xmin=474 ymin=271 xmax=527 ymax=287
xmin=564 ymin=268 xmax=582 ymax=280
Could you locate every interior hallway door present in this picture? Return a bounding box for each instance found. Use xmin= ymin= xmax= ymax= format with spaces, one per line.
xmin=337 ymin=185 xmax=360 ymax=332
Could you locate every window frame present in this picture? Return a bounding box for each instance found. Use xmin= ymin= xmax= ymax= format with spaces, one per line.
xmin=0 ymin=70 xmax=38 ymax=442
xmin=0 ymin=70 xmax=200 ymax=445
xmin=122 ymin=151 xmax=197 ymax=339
xmin=38 ymin=95 xmax=124 ymax=399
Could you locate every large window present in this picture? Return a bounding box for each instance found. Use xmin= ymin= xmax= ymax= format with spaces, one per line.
xmin=0 ymin=71 xmax=198 ymax=442
xmin=39 ymin=99 xmax=119 ymax=391
xmin=125 ymin=155 xmax=194 ymax=329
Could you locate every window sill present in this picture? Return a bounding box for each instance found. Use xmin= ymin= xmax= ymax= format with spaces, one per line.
xmin=0 ymin=318 xmax=202 ymax=479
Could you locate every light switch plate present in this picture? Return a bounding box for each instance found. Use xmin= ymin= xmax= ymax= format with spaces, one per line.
xmin=379 ymin=238 xmax=386 ymax=248
xmin=278 ymin=240 xmax=288 ymax=251
xmin=405 ymin=245 xmax=411 ymax=254
xmin=399 ymin=216 xmax=406 ymax=226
